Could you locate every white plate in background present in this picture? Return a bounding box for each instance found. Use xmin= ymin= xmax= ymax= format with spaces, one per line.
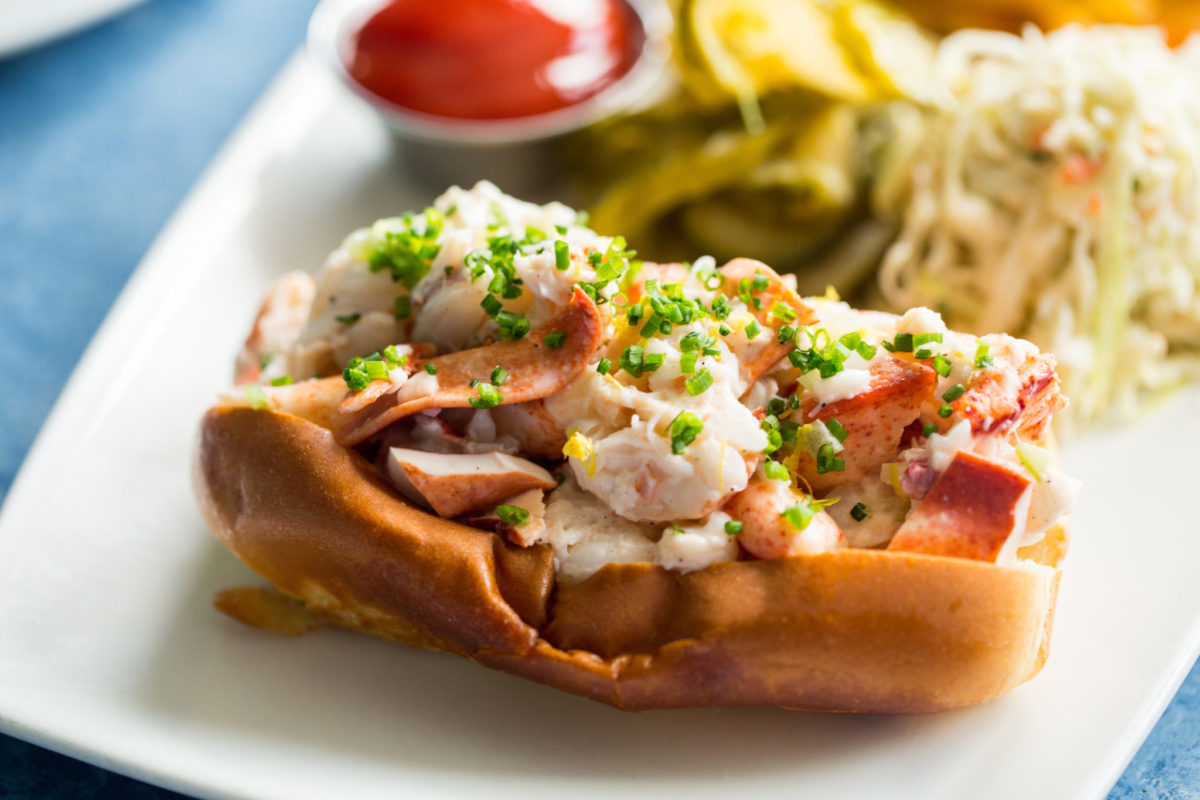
xmin=0 ymin=0 xmax=149 ymax=57
xmin=0 ymin=54 xmax=1197 ymax=800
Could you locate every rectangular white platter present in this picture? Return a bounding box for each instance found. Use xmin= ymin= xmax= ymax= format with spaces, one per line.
xmin=2 ymin=54 xmax=1198 ymax=800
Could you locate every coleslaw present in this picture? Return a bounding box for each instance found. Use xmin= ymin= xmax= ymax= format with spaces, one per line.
xmin=876 ymin=25 xmax=1200 ymax=428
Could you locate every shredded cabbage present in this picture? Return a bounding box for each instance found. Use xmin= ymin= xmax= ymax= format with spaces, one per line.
xmin=876 ymin=25 xmax=1200 ymax=430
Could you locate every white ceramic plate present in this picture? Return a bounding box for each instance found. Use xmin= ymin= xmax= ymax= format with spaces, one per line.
xmin=0 ymin=0 xmax=148 ymax=57
xmin=1 ymin=54 xmax=1198 ymax=800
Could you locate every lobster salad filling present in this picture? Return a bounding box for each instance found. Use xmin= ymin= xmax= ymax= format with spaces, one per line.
xmin=229 ymin=182 xmax=1080 ymax=581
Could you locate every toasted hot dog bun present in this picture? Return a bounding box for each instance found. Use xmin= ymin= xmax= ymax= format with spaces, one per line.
xmin=194 ymin=405 xmax=1065 ymax=713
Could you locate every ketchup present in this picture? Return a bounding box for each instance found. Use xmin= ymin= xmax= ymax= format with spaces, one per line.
xmin=347 ymin=0 xmax=644 ymax=120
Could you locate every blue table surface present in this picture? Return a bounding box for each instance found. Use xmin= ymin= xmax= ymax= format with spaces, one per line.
xmin=0 ymin=2 xmax=1197 ymax=797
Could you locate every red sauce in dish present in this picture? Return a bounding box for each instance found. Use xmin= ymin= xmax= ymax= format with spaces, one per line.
xmin=346 ymin=0 xmax=644 ymax=120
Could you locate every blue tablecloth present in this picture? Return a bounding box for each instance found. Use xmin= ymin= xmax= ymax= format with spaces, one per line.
xmin=0 ymin=1 xmax=1196 ymax=797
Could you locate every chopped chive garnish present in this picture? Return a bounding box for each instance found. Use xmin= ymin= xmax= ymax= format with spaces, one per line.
xmin=596 ymin=357 xmax=612 ymax=374
xmin=366 ymin=206 xmax=443 ymax=288
xmin=974 ymin=340 xmax=994 ymax=368
xmin=816 ymin=444 xmax=845 ymax=474
xmin=744 ymin=321 xmax=762 ymax=339
xmin=424 ymin=362 xmax=437 ymax=375
xmin=343 ymin=361 xmax=370 ymax=391
xmin=736 ymin=277 xmax=752 ymax=303
xmin=850 ymin=503 xmax=868 ymax=522
xmin=751 ymin=273 xmax=770 ymax=292
xmin=543 ymin=332 xmax=567 ymax=349
xmin=335 ymin=312 xmax=361 ymax=325
xmin=766 ymin=397 xmax=787 ymax=416
xmin=490 ymin=366 xmax=509 ymax=386
xmin=618 ymin=344 xmax=644 ymax=376
xmin=942 ymin=384 xmax=966 ymax=402
xmin=914 ymin=332 xmax=943 ymax=347
xmin=668 ymin=411 xmax=703 ymax=454
xmin=680 ymin=331 xmax=718 ymax=354
xmin=825 ymin=418 xmax=848 ymax=443
xmin=245 ymin=384 xmax=269 ymax=410
xmin=764 ymin=460 xmax=789 ymax=481
xmin=382 ymin=346 xmax=409 ymax=369
xmin=363 ymin=360 xmax=389 ymax=381
xmin=643 ymin=353 xmax=665 ymax=372
xmin=724 ymin=520 xmax=744 ymax=535
xmin=639 ymin=312 xmax=664 ymax=338
xmin=770 ymin=303 xmax=797 ymax=323
xmin=780 ymin=496 xmax=837 ymax=530
xmin=685 ymin=368 xmax=713 ymax=396
xmin=923 ymin=422 xmax=937 ymax=437
xmin=680 ymin=351 xmax=698 ymax=374
xmin=394 ymin=296 xmax=412 ymax=319
xmin=938 ymin=404 xmax=953 ymax=418
xmin=719 ymin=324 xmax=732 ymax=336
xmin=495 ymin=504 xmax=529 ymax=526
xmin=932 ymin=354 xmax=953 ymax=377
xmin=480 ymin=294 xmax=503 ymax=315
xmin=780 ymin=502 xmax=815 ymax=531
xmin=777 ymin=325 xmax=795 ymax=343
xmin=915 ymin=348 xmax=933 ymax=360
xmin=891 ymin=332 xmax=914 ymax=352
xmin=270 ymin=375 xmax=293 ymax=387
xmin=494 ymin=310 xmax=529 ymax=340
xmin=469 ymin=382 xmax=503 ymax=409
xmin=554 ymin=240 xmax=570 ymax=271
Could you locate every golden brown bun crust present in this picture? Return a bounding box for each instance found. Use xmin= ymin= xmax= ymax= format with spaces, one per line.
xmin=194 ymin=406 xmax=1065 ymax=713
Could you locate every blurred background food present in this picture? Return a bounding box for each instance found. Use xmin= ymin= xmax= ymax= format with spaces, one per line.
xmin=890 ymin=0 xmax=1200 ymax=44
xmin=564 ymin=0 xmax=1200 ymax=429
xmin=566 ymin=0 xmax=934 ymax=295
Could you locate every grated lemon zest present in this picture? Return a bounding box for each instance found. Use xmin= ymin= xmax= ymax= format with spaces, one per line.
xmin=882 ymin=462 xmax=908 ymax=498
xmin=563 ymin=430 xmax=598 ymax=478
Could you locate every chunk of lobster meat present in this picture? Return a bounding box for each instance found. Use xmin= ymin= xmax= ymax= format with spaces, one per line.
xmin=337 ymin=343 xmax=438 ymax=414
xmin=338 ymin=287 xmax=603 ymax=446
xmin=489 ymin=400 xmax=569 ymax=460
xmin=386 ymin=448 xmax=556 ymax=519
xmin=887 ymin=451 xmax=1032 ymax=564
xmin=796 ymin=354 xmax=938 ymax=494
xmin=460 ymin=487 xmax=548 ymax=548
xmin=824 ymin=474 xmax=911 ymax=549
xmin=724 ymin=474 xmax=845 ymax=560
xmin=222 ymin=373 xmax=387 ymax=432
xmin=234 ymin=271 xmax=316 ymax=385
xmin=718 ymin=258 xmax=817 ymax=385
xmin=954 ymin=351 xmax=1065 ymax=445
xmin=223 ymin=344 xmax=434 ymax=431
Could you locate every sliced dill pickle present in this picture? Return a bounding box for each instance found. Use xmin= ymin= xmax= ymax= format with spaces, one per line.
xmin=677 ymin=0 xmax=876 ymax=129
xmin=834 ymin=1 xmax=936 ymax=102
